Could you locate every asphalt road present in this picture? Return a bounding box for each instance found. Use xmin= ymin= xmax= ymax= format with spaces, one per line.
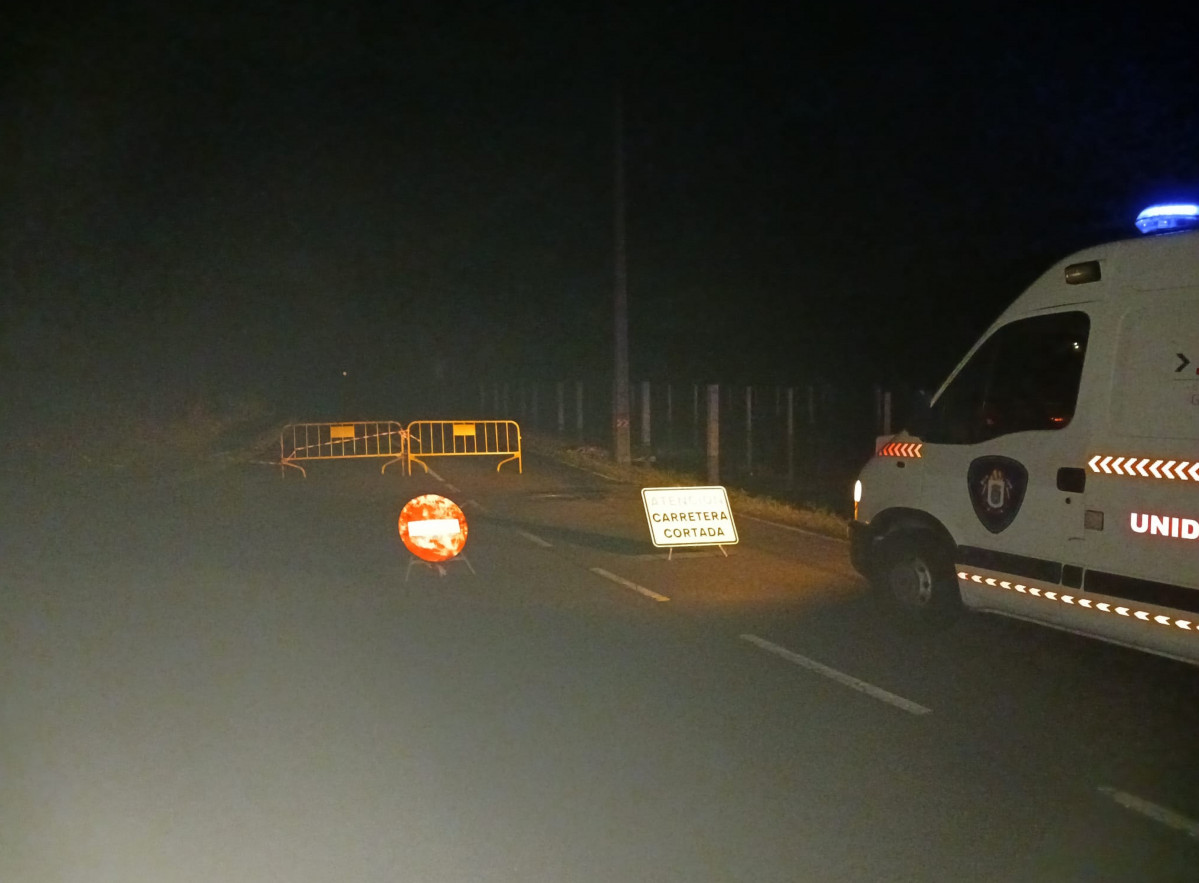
xmin=3 ymin=451 xmax=1198 ymax=882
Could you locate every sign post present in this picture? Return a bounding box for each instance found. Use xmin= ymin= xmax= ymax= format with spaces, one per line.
xmin=641 ymin=486 xmax=738 ymax=559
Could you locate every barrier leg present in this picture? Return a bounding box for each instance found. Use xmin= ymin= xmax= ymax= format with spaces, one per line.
xmin=279 ymin=459 xmax=307 ymax=478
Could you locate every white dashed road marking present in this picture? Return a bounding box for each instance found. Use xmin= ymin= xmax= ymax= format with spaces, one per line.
xmin=517 ymin=529 xmax=553 ymax=548
xmin=1099 ymin=787 xmax=1199 ymax=839
xmin=740 ymin=634 xmax=931 ymax=716
xmin=589 ymin=567 xmax=670 ymax=602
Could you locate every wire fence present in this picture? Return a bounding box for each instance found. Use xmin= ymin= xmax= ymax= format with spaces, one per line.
xmin=441 ymin=378 xmax=919 ymax=513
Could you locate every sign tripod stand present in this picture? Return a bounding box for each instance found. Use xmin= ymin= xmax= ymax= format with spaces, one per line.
xmin=665 ymin=544 xmax=730 ymax=561
xmin=405 ymin=555 xmax=476 ymax=582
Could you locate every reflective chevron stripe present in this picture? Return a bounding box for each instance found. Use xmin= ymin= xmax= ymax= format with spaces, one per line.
xmin=878 ymin=442 xmax=923 ymax=458
xmin=1088 ymin=454 xmax=1199 ymax=481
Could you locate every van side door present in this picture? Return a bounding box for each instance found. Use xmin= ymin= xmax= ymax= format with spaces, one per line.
xmin=914 ymin=310 xmax=1093 ymax=608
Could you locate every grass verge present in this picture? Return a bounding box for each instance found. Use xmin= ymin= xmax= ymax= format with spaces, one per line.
xmin=20 ymin=396 xmax=284 ymax=478
xmin=525 ymin=432 xmax=848 ymax=540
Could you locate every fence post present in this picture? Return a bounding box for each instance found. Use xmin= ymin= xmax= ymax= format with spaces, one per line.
xmin=707 ymin=384 xmax=720 ymax=484
xmin=575 ymin=381 xmax=584 ymax=443
xmin=786 ymin=386 xmax=795 ymax=486
xmin=640 ymin=380 xmax=651 ymax=450
xmin=666 ymin=383 xmax=673 ymax=450
xmin=745 ymin=385 xmax=753 ymax=474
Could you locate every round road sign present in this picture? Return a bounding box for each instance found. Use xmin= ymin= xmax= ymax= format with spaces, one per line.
xmin=399 ymin=494 xmax=468 ymax=563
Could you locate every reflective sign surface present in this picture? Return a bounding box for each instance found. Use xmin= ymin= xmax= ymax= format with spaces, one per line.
xmin=399 ymin=494 xmax=469 ymax=562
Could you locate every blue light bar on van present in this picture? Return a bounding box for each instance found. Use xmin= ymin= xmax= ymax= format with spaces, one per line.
xmin=1135 ymin=203 xmax=1199 ymax=234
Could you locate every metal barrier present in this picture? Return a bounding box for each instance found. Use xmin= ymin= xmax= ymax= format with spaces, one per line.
xmin=406 ymin=420 xmax=522 ymax=474
xmin=279 ymin=421 xmax=407 ymax=477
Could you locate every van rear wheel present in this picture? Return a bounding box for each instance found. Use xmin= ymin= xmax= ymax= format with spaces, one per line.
xmin=873 ymin=533 xmax=961 ymax=626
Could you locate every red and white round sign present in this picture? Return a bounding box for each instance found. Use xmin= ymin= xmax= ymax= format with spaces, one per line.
xmin=398 ymin=494 xmax=468 ymax=563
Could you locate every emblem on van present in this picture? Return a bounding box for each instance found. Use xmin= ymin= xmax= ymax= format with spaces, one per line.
xmin=967 ymin=456 xmax=1028 ymax=534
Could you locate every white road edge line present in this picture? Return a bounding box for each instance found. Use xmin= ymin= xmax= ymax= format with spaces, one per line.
xmin=517 ymin=529 xmax=553 ymax=548
xmin=633 ymin=550 xmax=720 ymax=559
xmin=427 ymin=467 xmax=445 ymax=483
xmin=589 ymin=567 xmax=670 ymax=602
xmin=742 ymin=515 xmax=848 ymax=544
xmin=552 ymin=458 xmax=623 ymax=483
xmin=1099 ymin=787 xmax=1199 ymax=839
xmin=467 ymin=499 xmax=489 ymax=515
xmin=740 ymin=634 xmax=931 ymax=716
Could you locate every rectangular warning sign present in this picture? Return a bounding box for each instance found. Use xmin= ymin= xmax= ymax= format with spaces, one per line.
xmin=641 ymin=486 xmax=738 ymax=548
xmin=329 ymin=424 xmax=356 ymax=441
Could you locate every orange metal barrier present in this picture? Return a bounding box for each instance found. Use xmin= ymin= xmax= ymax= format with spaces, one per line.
xmin=279 ymin=421 xmax=407 ymax=477
xmin=406 ymin=420 xmax=522 ymax=475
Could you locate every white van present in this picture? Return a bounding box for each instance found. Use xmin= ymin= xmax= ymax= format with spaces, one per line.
xmin=850 ymin=204 xmax=1199 ymax=665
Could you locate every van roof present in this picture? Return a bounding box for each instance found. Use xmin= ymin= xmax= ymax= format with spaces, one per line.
xmin=999 ymin=229 xmax=1199 ymax=320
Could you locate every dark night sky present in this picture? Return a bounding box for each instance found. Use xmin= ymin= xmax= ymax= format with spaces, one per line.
xmin=4 ymin=2 xmax=1199 ymax=418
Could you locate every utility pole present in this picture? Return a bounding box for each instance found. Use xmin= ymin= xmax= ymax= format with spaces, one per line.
xmin=612 ymin=85 xmax=631 ymax=465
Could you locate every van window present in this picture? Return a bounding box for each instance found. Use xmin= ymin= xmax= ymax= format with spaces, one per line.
xmin=920 ymin=311 xmax=1090 ymax=445
xmin=1112 ymin=298 xmax=1199 ymax=440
